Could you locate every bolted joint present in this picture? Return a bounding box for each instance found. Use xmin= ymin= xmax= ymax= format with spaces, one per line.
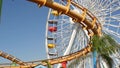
xmin=51 ymin=10 xmax=62 ymax=16
xmin=96 ymin=23 xmax=102 ymax=36
xmin=81 ymin=22 xmax=87 ymax=30
xmin=28 ymin=0 xmax=47 ymax=7
xmin=72 ymin=18 xmax=79 ymax=23
xmin=87 ymin=29 xmax=94 ymax=37
xmin=65 ymin=0 xmax=71 ymax=14
xmin=81 ymin=8 xmax=87 ymax=22
xmin=91 ymin=17 xmax=96 ymax=29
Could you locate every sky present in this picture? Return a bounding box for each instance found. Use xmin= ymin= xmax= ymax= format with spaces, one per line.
xmin=0 ymin=0 xmax=120 ymax=67
xmin=0 ymin=0 xmax=49 ymax=63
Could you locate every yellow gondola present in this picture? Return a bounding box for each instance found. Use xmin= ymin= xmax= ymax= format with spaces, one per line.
xmin=48 ymin=44 xmax=56 ymax=48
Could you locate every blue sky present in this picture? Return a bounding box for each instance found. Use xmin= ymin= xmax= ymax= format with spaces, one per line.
xmin=0 ymin=0 xmax=49 ymax=63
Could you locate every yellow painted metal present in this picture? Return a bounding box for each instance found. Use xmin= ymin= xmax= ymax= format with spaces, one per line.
xmin=91 ymin=17 xmax=96 ymax=29
xmin=46 ymin=45 xmax=92 ymax=65
xmin=65 ymin=0 xmax=71 ymax=14
xmin=82 ymin=48 xmax=87 ymax=56
xmin=87 ymin=44 xmax=92 ymax=52
xmin=1 ymin=44 xmax=92 ymax=68
xmin=1 ymin=65 xmax=35 ymax=68
xmin=87 ymin=29 xmax=94 ymax=37
xmin=28 ymin=0 xmax=102 ymax=36
xmin=96 ymin=23 xmax=102 ymax=36
xmin=81 ymin=22 xmax=87 ymax=30
xmin=81 ymin=8 xmax=87 ymax=22
xmin=48 ymin=44 xmax=55 ymax=48
xmin=37 ymin=0 xmax=46 ymax=7
xmin=51 ymin=10 xmax=60 ymax=16
xmin=0 ymin=50 xmax=26 ymax=65
xmin=1 ymin=0 xmax=103 ymax=68
xmin=71 ymin=1 xmax=102 ymax=36
xmin=50 ymin=0 xmax=71 ymax=16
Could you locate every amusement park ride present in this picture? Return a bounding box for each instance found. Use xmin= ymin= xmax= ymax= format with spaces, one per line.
xmin=0 ymin=0 xmax=120 ymax=68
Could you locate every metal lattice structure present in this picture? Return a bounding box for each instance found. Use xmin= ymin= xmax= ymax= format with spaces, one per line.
xmin=0 ymin=0 xmax=120 ymax=68
xmin=44 ymin=0 xmax=120 ymax=68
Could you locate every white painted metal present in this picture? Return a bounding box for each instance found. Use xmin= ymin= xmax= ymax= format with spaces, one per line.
xmin=63 ymin=24 xmax=78 ymax=55
xmin=45 ymin=0 xmax=120 ymax=68
xmin=45 ymin=8 xmax=51 ymax=59
xmin=57 ymin=23 xmax=79 ymax=68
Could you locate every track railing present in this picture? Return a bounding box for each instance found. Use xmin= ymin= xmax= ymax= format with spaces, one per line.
xmin=0 ymin=50 xmax=27 ymax=66
xmin=0 ymin=0 xmax=102 ymax=68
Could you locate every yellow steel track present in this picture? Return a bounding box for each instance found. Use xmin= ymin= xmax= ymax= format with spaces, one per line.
xmin=0 ymin=50 xmax=27 ymax=66
xmin=0 ymin=45 xmax=92 ymax=68
xmin=0 ymin=0 xmax=102 ymax=68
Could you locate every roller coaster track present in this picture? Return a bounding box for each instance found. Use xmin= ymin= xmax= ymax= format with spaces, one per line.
xmin=0 ymin=50 xmax=27 ymax=66
xmin=0 ymin=0 xmax=102 ymax=68
xmin=28 ymin=0 xmax=102 ymax=36
xmin=0 ymin=45 xmax=92 ymax=68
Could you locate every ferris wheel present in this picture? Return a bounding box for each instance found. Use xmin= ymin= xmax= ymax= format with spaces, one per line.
xmin=0 ymin=0 xmax=120 ymax=68
xmin=44 ymin=0 xmax=120 ymax=68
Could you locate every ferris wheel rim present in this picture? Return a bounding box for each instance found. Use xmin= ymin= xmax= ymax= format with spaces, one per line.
xmin=1 ymin=0 xmax=120 ymax=68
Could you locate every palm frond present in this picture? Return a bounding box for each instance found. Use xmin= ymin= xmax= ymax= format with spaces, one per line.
xmin=67 ymin=33 xmax=119 ymax=68
xmin=0 ymin=0 xmax=2 ymax=23
xmin=101 ymin=54 xmax=113 ymax=68
xmin=91 ymin=33 xmax=120 ymax=68
xmin=91 ymin=34 xmax=119 ymax=56
xmin=0 ymin=0 xmax=2 ymax=16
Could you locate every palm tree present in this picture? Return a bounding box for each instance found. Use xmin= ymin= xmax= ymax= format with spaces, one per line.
xmin=92 ymin=34 xmax=120 ymax=68
xmin=68 ymin=33 xmax=120 ymax=68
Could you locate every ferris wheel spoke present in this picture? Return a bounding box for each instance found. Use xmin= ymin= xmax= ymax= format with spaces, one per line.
xmin=110 ymin=15 xmax=120 ymax=20
xmin=104 ymin=19 xmax=120 ymax=23
xmin=0 ymin=0 xmax=120 ymax=67
xmin=103 ymin=0 xmax=118 ymax=10
xmin=104 ymin=24 xmax=120 ymax=28
xmin=110 ymin=7 xmax=120 ymax=14
xmin=104 ymin=28 xmax=120 ymax=35
xmin=39 ymin=0 xmax=120 ymax=67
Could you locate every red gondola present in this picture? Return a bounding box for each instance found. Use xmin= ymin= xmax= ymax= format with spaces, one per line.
xmin=61 ymin=61 xmax=67 ymax=68
xmin=48 ymin=26 xmax=57 ymax=32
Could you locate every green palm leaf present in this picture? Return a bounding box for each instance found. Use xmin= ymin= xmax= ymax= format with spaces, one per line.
xmin=0 ymin=0 xmax=2 ymax=23
xmin=91 ymin=33 xmax=120 ymax=67
xmin=0 ymin=0 xmax=2 ymax=16
xmin=68 ymin=33 xmax=119 ymax=68
xmin=101 ymin=54 xmax=113 ymax=68
xmin=92 ymin=34 xmax=119 ymax=55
